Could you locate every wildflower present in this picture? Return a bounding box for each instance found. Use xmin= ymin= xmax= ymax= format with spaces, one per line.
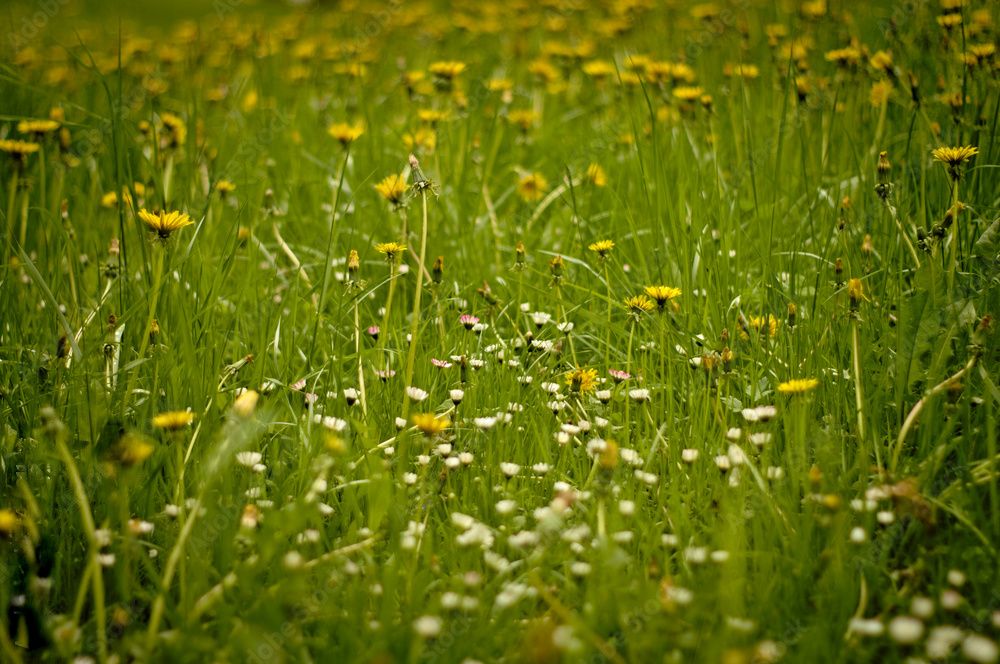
xmin=644 ymin=285 xmax=682 ymax=309
xmin=432 ymin=256 xmax=444 ymax=284
xmin=160 ymin=113 xmax=187 ymax=147
xmin=628 ymin=388 xmax=651 ymax=402
xmin=406 ymin=386 xmax=429 ymax=402
xmin=517 ymin=172 xmax=548 ymax=202
xmin=500 ymin=462 xmax=521 ymax=478
xmin=624 ymin=294 xmax=655 ymax=316
xmin=777 ymin=378 xmax=819 ymax=395
xmin=847 ymin=278 xmax=865 ymax=310
xmin=375 ymin=173 xmax=408 ymax=206
xmin=214 ymin=179 xmax=237 ymax=195
xmin=413 ymin=616 xmax=442 ymax=638
xmin=449 ymin=388 xmax=464 ymax=405
xmin=111 ymin=433 xmax=155 ymax=467
xmin=375 ymin=242 xmax=406 ymax=262
xmin=459 ymin=314 xmax=479 ymax=330
xmin=932 ymin=145 xmax=978 ymax=181
xmin=608 ymin=369 xmax=630 ymax=383
xmin=876 ymin=151 xmax=892 ymax=200
xmin=507 ymin=109 xmax=537 ymax=132
xmin=0 ymin=139 xmax=41 ymax=162
xmin=138 ymin=208 xmax=194 ymax=239
xmin=888 ymin=616 xmax=924 ymax=645
xmin=565 ymin=367 xmax=599 ymax=393
xmin=0 ymin=509 xmax=20 ymax=537
xmin=588 ymin=239 xmax=615 ymax=258
xmin=549 ymin=255 xmax=564 ymax=280
xmin=233 ymin=389 xmax=259 ymax=418
xmin=17 ymin=119 xmax=60 ymax=135
xmin=429 ymin=60 xmax=466 ymax=80
xmin=152 ymin=410 xmax=194 ymax=431
xmin=327 ymin=122 xmax=364 ymax=146
xmin=585 ymin=163 xmax=607 ymax=187
xmin=411 ymin=413 xmax=450 ymax=436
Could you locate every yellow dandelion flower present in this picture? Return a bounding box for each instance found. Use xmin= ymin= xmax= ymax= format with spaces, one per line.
xmin=138 ymin=208 xmax=194 ymax=239
xmin=112 ymin=433 xmax=156 ymax=467
xmin=214 ymin=179 xmax=237 ymax=195
xmin=403 ymin=127 xmax=437 ymax=152
xmin=411 ymin=413 xmax=451 ymax=436
xmin=588 ymin=239 xmax=615 ymax=257
xmin=487 ymin=78 xmax=513 ymax=92
xmin=0 ymin=509 xmax=20 ymax=537
xmin=565 ymin=367 xmax=599 ymax=394
xmin=160 ymin=112 xmax=187 ymax=147
xmin=0 ymin=139 xmax=41 ymax=159
xmin=507 ymin=109 xmax=537 ymax=132
xmin=428 ymin=61 xmax=466 ymax=79
xmin=17 ymin=119 xmax=60 ymax=134
xmin=625 ymin=294 xmax=655 ymax=315
xmin=582 ymin=60 xmax=616 ymax=79
xmin=375 ymin=241 xmax=407 ymax=262
xmin=517 ymin=172 xmax=548 ymax=202
xmin=870 ymin=81 xmax=892 ymax=107
xmin=417 ymin=108 xmax=451 ymax=125
xmin=932 ymin=145 xmax=978 ymax=181
xmin=777 ymin=378 xmax=820 ymax=395
xmin=327 ymin=122 xmax=364 ymax=146
xmin=152 ymin=410 xmax=195 ymax=431
xmin=724 ymin=63 xmax=759 ymax=79
xmin=585 ymin=163 xmax=607 ymax=187
xmin=931 ymin=145 xmax=978 ymax=167
xmin=644 ymin=286 xmax=682 ymax=309
xmin=375 ymin=173 xmax=409 ymax=206
xmin=673 ymin=86 xmax=704 ymax=102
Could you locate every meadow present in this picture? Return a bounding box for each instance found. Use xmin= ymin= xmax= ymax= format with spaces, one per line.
xmin=1 ymin=0 xmax=999 ymax=661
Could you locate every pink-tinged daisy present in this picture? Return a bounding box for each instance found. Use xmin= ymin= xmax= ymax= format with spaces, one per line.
xmin=459 ymin=314 xmax=480 ymax=330
xmin=609 ymin=369 xmax=631 ymax=383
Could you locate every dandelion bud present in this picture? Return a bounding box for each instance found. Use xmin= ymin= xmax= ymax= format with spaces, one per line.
xmin=861 ymin=234 xmax=874 ymax=255
xmin=720 ymin=328 xmax=730 ymax=343
xmin=432 ymin=255 xmax=444 ymax=284
xmin=847 ymin=278 xmax=864 ymax=310
xmin=549 ymin=255 xmax=564 ymax=280
xmin=908 ymin=72 xmax=920 ymax=105
xmin=834 ymin=258 xmax=844 ymax=285
xmin=787 ymin=302 xmax=797 ymax=328
xmin=348 ymin=249 xmax=360 ymax=275
xmin=877 ymin=151 xmax=891 ymax=180
xmin=515 ymin=241 xmax=526 ymax=267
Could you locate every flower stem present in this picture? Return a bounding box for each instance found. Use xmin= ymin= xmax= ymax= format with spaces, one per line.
xmin=401 ymin=189 xmax=429 ymax=419
xmin=55 ymin=436 xmax=107 ymax=664
xmin=122 ymin=243 xmax=165 ymax=411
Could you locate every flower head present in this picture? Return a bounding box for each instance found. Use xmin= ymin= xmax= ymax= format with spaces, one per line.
xmin=565 ymin=367 xmax=599 ymax=393
xmin=411 ymin=413 xmax=451 ymax=437
xmin=375 ymin=173 xmax=409 ymax=206
xmin=588 ymin=239 xmax=615 ymax=258
xmin=0 ymin=139 xmax=41 ymax=161
xmin=429 ymin=61 xmax=466 ymax=80
xmin=138 ymin=208 xmax=194 ymax=239
xmin=328 ymin=122 xmax=364 ymax=146
xmin=152 ymin=410 xmax=195 ymax=431
xmin=375 ymin=241 xmax=407 ymax=262
xmin=644 ymin=285 xmax=682 ymax=309
xmin=932 ymin=145 xmax=978 ymax=180
xmin=624 ymin=294 xmax=655 ymax=316
xmin=517 ymin=172 xmax=548 ymax=202
xmin=585 ymin=163 xmax=607 ymax=187
xmin=777 ymin=378 xmax=819 ymax=395
xmin=17 ymin=119 xmax=60 ymax=135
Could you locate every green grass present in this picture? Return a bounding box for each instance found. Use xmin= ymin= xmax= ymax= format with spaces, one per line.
xmin=1 ymin=0 xmax=999 ymax=662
